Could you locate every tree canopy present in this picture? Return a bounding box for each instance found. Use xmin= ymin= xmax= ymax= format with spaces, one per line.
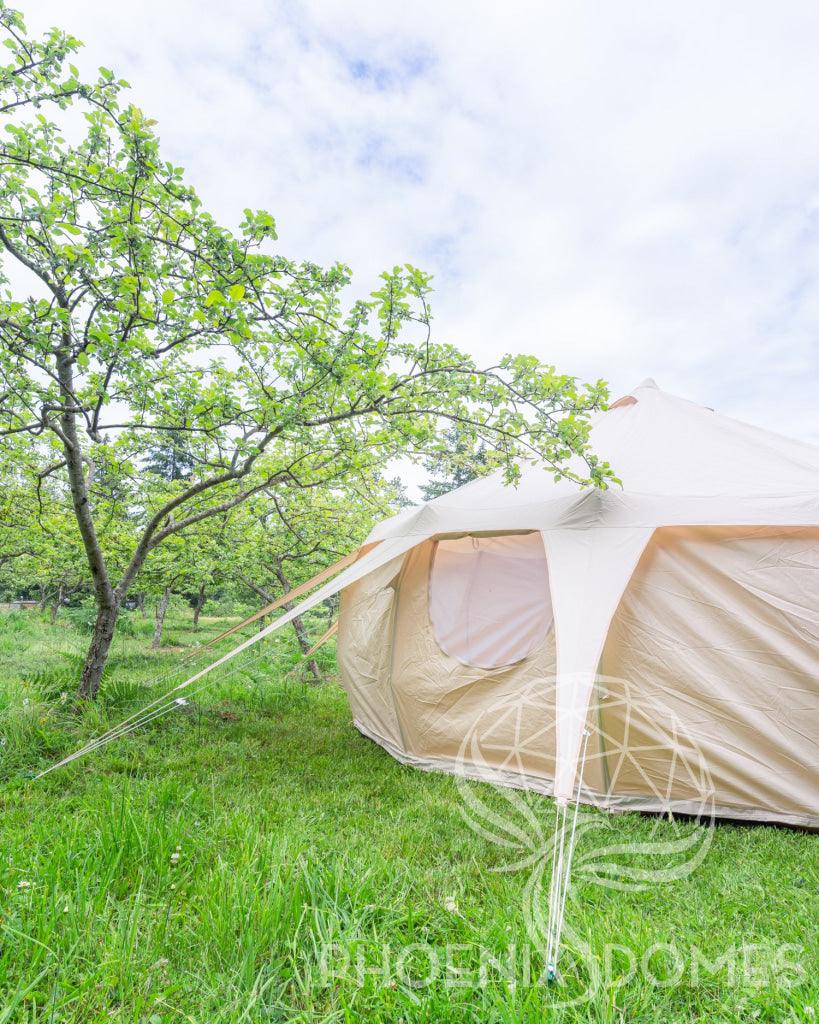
xmin=0 ymin=1 xmax=614 ymax=698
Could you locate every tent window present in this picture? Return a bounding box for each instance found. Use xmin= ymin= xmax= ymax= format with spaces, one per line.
xmin=429 ymin=533 xmax=553 ymax=669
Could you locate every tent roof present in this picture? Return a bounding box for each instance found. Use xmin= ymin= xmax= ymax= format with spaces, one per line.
xmin=369 ymin=380 xmax=819 ymax=540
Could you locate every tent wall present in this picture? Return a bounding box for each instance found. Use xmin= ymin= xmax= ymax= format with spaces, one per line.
xmin=337 ymin=526 xmax=819 ymax=827
xmin=599 ymin=525 xmax=819 ymax=826
xmin=336 ymin=551 xmax=408 ymax=752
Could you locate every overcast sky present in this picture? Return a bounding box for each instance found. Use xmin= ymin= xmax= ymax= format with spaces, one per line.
xmin=25 ymin=1 xmax=819 ymax=451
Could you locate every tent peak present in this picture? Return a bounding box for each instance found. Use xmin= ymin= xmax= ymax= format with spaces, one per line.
xmin=636 ymin=377 xmax=659 ymax=390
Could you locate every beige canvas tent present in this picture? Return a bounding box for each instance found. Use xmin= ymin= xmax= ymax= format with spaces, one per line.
xmin=45 ymin=380 xmax=818 ymax=828
xmin=335 ymin=380 xmax=819 ymax=828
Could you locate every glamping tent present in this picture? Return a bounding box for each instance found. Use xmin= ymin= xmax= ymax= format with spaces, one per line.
xmin=335 ymin=379 xmax=819 ymax=828
xmin=44 ymin=380 xmax=819 ymax=833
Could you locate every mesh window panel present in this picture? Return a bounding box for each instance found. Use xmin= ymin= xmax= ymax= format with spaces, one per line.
xmin=429 ymin=533 xmax=553 ymax=669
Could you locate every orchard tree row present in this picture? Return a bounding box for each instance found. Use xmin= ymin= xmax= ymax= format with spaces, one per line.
xmin=0 ymin=434 xmax=400 ymax=674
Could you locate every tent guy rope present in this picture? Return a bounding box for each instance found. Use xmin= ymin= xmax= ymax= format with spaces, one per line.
xmin=32 ymin=535 xmax=415 ymax=781
xmin=545 ymin=727 xmax=591 ymax=979
xmin=33 ymin=556 xmax=360 ymax=780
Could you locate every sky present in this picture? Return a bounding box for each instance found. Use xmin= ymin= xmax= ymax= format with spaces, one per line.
xmin=24 ymin=0 xmax=819 ymax=456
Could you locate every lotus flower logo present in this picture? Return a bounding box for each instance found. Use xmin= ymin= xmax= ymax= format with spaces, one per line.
xmin=453 ymin=674 xmax=715 ymax=1004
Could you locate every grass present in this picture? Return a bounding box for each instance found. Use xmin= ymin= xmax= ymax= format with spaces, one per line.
xmin=0 ymin=610 xmax=816 ymax=1022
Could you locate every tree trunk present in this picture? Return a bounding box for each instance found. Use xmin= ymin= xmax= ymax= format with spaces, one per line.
xmin=54 ymin=331 xmax=119 ymax=700
xmin=152 ymin=587 xmax=171 ymax=649
xmin=272 ymin=563 xmax=321 ymax=682
xmin=136 ymin=592 xmax=146 ymax=617
xmin=49 ymin=583 xmax=64 ymax=624
xmin=38 ymin=585 xmax=48 ymax=613
xmin=192 ymin=582 xmax=206 ymax=629
xmin=78 ymin=601 xmax=119 ymax=699
xmin=289 ymin=611 xmax=321 ymax=681
xmin=242 ymin=571 xmax=320 ymax=681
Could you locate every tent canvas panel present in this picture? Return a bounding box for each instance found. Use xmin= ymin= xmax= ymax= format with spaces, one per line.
xmin=600 ymin=525 xmax=819 ymax=824
xmin=339 ymin=539 xmax=563 ymax=780
xmin=335 ymin=552 xmax=407 ymax=751
xmin=540 ymin=525 xmax=654 ymax=800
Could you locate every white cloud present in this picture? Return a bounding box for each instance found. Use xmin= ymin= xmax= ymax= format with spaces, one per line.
xmin=23 ymin=0 xmax=819 ymax=447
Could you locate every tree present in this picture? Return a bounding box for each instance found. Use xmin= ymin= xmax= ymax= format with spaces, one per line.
xmin=23 ymin=504 xmax=87 ymax=621
xmin=139 ymin=533 xmax=184 ymax=650
xmin=0 ymin=437 xmax=36 ymax=590
xmin=0 ymin=5 xmax=614 ymax=699
xmin=139 ymin=516 xmax=227 ymax=647
xmin=0 ymin=3 xmax=85 ymax=117
xmin=228 ymin=474 xmax=397 ymax=681
xmin=182 ymin=521 xmax=226 ymax=629
xmin=420 ymin=423 xmax=488 ymax=501
xmin=142 ymin=432 xmax=197 ymax=483
xmin=141 ymin=429 xmax=224 ymax=633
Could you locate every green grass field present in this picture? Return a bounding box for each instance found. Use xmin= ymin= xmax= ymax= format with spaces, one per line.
xmin=0 ymin=610 xmax=816 ymax=1023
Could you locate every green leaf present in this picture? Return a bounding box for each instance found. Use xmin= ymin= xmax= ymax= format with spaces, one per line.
xmin=204 ymin=289 xmax=223 ymax=307
xmin=228 ymin=284 xmax=245 ymax=302
xmin=161 ymin=289 xmax=174 ymax=305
